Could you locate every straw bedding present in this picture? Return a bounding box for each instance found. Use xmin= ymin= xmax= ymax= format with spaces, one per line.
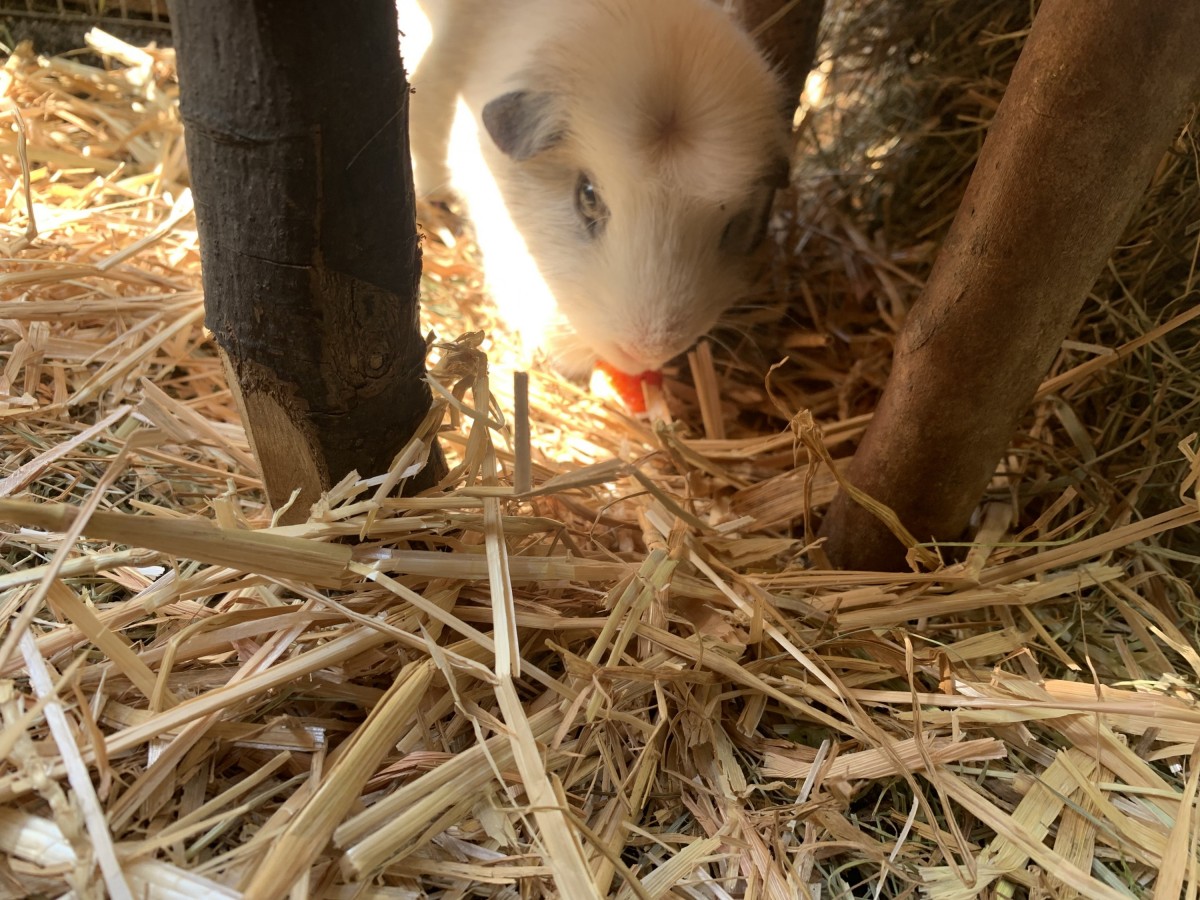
xmin=1 ymin=2 xmax=1199 ymax=897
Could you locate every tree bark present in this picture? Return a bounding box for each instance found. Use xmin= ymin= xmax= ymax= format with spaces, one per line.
xmin=819 ymin=0 xmax=1200 ymax=571
xmin=172 ymin=0 xmax=443 ymax=524
xmin=736 ymin=0 xmax=825 ymax=104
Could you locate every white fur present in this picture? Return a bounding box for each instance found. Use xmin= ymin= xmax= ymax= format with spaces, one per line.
xmin=402 ymin=0 xmax=787 ymax=376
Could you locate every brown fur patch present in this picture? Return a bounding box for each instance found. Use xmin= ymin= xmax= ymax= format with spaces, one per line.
xmin=643 ymin=109 xmax=694 ymax=163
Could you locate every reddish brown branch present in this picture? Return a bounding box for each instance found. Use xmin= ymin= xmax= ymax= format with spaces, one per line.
xmin=820 ymin=0 xmax=1200 ymax=570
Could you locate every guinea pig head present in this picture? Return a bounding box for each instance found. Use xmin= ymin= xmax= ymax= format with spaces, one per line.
xmin=479 ymin=0 xmax=789 ymax=377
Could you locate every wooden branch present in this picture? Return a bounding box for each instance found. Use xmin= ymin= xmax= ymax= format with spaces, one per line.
xmin=172 ymin=0 xmax=444 ymax=524
xmin=819 ymin=0 xmax=1200 ymax=570
xmin=736 ymin=0 xmax=825 ymax=103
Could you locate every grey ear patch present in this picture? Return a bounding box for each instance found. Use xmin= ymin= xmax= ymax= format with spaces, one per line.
xmin=481 ymin=91 xmax=564 ymax=161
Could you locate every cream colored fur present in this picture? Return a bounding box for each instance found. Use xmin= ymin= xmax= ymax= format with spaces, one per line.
xmin=403 ymin=0 xmax=787 ymax=376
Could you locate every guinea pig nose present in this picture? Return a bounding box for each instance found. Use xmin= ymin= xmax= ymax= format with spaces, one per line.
xmin=609 ymin=343 xmax=646 ymax=371
xmin=622 ymin=338 xmax=675 ymax=370
xmin=619 ymin=342 xmax=659 ymax=369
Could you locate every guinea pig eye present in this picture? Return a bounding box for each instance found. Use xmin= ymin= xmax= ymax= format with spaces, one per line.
xmin=575 ymin=174 xmax=608 ymax=237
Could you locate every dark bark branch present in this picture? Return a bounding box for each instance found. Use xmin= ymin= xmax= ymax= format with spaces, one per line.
xmin=172 ymin=0 xmax=443 ymax=523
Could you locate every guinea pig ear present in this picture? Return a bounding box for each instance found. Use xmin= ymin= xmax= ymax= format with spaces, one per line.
xmin=482 ymin=91 xmax=564 ymax=161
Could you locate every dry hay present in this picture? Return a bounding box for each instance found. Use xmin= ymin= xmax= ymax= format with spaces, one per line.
xmin=1 ymin=3 xmax=1199 ymax=897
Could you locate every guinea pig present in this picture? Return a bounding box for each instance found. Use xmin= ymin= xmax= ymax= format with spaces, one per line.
xmin=404 ymin=0 xmax=790 ymax=378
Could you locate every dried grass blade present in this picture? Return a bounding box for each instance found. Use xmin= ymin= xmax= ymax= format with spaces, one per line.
xmin=70 ymin=305 xmax=205 ymax=407
xmin=45 ymin=580 xmax=173 ymax=705
xmin=624 ymin=835 xmax=721 ymax=900
xmin=0 ymin=404 xmax=130 ymax=497
xmin=0 ymin=810 xmax=239 ymax=899
xmin=1048 ymin=753 xmax=1106 ymax=900
xmin=922 ymin=768 xmax=1128 ymax=900
xmin=19 ymin=630 xmax=133 ymax=900
xmin=980 ymin=505 xmax=1200 ymax=585
xmin=484 ymin=491 xmax=519 ymax=678
xmin=1052 ymin=750 xmax=1164 ymax=867
xmin=0 ymin=547 xmax=161 ymax=594
xmin=336 ymin=707 xmax=561 ymax=873
xmin=371 ymin=549 xmax=626 ymax=582
xmin=241 ymin=660 xmax=435 ymax=900
xmin=824 ymin=563 xmax=1123 ymax=629
xmin=0 ymin=499 xmax=353 ymax=588
xmin=495 ymin=677 xmax=597 ymax=898
xmin=155 ymin=751 xmax=292 ymax=843
xmin=762 ymin=736 xmax=1005 ymax=780
xmin=0 ymin=434 xmax=136 ymax=672
xmin=0 ymin=626 xmax=393 ymax=805
xmin=688 ymin=341 xmax=726 ymax=440
xmin=523 ymin=458 xmax=627 ymax=495
xmin=1153 ymin=740 xmax=1200 ymax=900
xmin=96 ymin=188 xmax=193 ymax=271
xmin=137 ymin=375 xmax=257 ymax=471
xmin=1036 ymin=303 xmax=1200 ymax=399
xmin=635 ymin=622 xmax=850 ymax=735
xmin=686 ymin=542 xmax=846 ymax=702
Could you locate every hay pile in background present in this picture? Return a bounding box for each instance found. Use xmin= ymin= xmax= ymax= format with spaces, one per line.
xmin=1 ymin=2 xmax=1199 ymax=896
